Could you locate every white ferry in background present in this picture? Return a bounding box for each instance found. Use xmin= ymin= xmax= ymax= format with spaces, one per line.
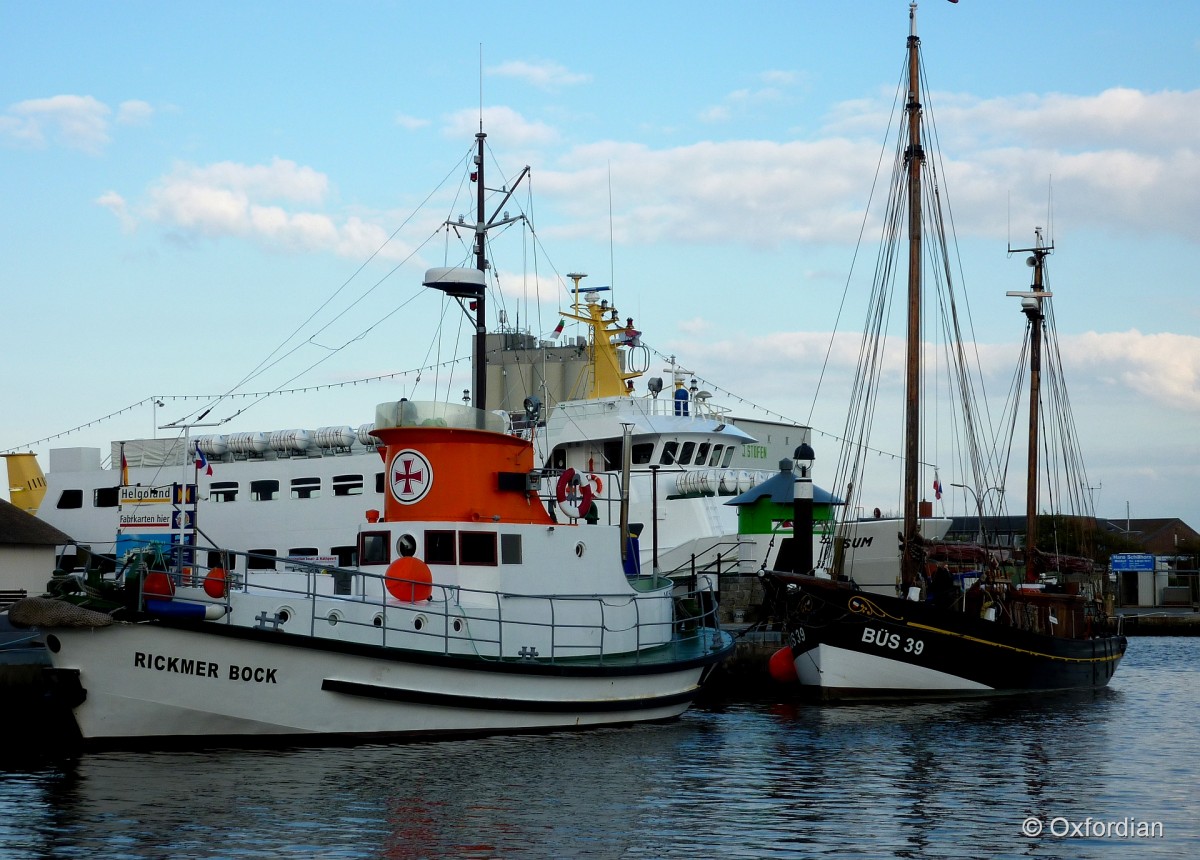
xmin=28 ymin=279 xmax=810 ymax=581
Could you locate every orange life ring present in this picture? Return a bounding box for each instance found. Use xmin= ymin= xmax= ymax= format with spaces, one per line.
xmin=555 ymin=468 xmax=594 ymax=519
xmin=587 ymin=474 xmax=603 ymax=494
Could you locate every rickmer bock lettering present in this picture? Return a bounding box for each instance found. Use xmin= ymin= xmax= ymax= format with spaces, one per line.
xmin=134 ymin=651 xmax=279 ymax=683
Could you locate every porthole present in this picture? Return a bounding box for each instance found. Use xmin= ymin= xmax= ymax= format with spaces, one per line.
xmin=575 ymin=542 xmax=586 ymax=558
xmin=452 ymin=618 xmax=464 ymax=633
xmin=413 ymin=614 xmax=428 ymax=632
xmin=276 ymin=606 xmax=292 ymax=624
xmin=372 ymin=613 xmax=384 ymax=628
xmin=397 ymin=533 xmax=417 ymax=557
xmin=327 ymin=610 xmax=342 ymax=626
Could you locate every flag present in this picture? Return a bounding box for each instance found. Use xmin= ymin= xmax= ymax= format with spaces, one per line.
xmin=550 ymin=319 xmax=565 ymax=339
xmin=120 ymin=443 xmax=129 ymax=486
xmin=195 ymin=445 xmax=213 ymax=476
xmin=933 ymin=475 xmax=943 ymax=500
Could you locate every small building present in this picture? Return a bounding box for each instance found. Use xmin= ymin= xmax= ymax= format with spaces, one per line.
xmin=0 ymin=498 xmax=71 ymax=605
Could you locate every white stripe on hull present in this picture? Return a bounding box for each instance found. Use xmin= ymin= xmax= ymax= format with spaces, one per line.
xmin=794 ymin=644 xmax=991 ymax=692
xmin=51 ymin=625 xmax=701 ymax=741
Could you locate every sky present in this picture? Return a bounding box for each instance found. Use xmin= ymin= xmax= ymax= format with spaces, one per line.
xmin=2 ymin=1 xmax=1198 ymax=536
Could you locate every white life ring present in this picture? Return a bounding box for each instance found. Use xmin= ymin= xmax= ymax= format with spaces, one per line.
xmin=587 ymin=473 xmax=603 ymax=494
xmin=555 ymin=468 xmax=594 ymax=519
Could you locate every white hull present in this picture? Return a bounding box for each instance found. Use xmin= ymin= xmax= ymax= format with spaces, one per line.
xmin=47 ymin=622 xmax=715 ymax=742
xmin=794 ymin=643 xmax=990 ymax=692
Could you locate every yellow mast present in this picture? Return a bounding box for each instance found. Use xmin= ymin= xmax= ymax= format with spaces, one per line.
xmin=558 ymin=273 xmax=644 ymax=399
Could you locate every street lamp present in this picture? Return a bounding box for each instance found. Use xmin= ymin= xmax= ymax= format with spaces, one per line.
xmin=950 ymin=482 xmax=1002 ymax=545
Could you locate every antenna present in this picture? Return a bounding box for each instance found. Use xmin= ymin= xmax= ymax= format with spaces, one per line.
xmin=608 ymin=162 xmax=615 ymax=299
xmin=478 ymin=44 xmax=484 ymax=133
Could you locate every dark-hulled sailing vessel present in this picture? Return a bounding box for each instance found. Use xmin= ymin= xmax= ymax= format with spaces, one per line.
xmin=768 ymin=3 xmax=1126 ymax=698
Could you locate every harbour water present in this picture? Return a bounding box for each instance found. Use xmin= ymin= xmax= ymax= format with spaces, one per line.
xmin=0 ymin=637 xmax=1196 ymax=859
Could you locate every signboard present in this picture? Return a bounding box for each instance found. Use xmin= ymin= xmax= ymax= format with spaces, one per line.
xmin=1110 ymin=553 xmax=1155 ymax=572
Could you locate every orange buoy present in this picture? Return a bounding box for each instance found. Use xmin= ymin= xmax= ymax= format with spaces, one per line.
xmin=142 ymin=571 xmax=175 ymax=600
xmin=203 ymin=567 xmax=229 ymax=599
xmin=385 ymin=556 xmax=433 ymax=602
xmin=768 ymin=645 xmax=797 ymax=683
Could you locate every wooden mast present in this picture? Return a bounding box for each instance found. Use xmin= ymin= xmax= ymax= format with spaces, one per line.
xmin=1008 ymin=229 xmax=1053 ymax=579
xmin=901 ymin=3 xmax=924 ymax=589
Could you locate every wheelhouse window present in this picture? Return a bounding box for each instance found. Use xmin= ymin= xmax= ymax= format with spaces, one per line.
xmin=333 ymin=474 xmax=364 ymax=496
xmin=210 ymin=481 xmax=238 ymax=502
xmin=708 ymin=444 xmax=724 ymax=467
xmin=632 ymin=443 xmax=654 ymax=465
xmin=359 ymin=531 xmax=390 ymax=565
xmin=332 ymin=545 xmax=357 ymax=567
xmin=721 ymin=446 xmax=735 ymax=468
xmin=425 ymin=530 xmax=456 ymax=565
xmin=696 ymin=443 xmax=710 ymax=466
xmin=459 ymin=531 xmax=498 ymax=566
xmin=500 ymin=533 xmax=522 ymax=565
xmin=250 ymin=479 xmax=279 ymax=501
xmin=57 ymin=489 xmax=83 ymax=509
xmin=375 ymin=472 xmax=385 ymax=494
xmin=291 ymin=477 xmax=320 ymax=500
xmin=247 ymin=549 xmax=277 ymax=570
xmin=93 ymin=487 xmax=119 ymax=508
xmin=659 ymin=441 xmax=678 ymax=465
xmin=678 ymin=442 xmax=696 ymax=465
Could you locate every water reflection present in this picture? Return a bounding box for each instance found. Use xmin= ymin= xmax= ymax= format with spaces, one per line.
xmin=0 ymin=639 xmax=1194 ymax=858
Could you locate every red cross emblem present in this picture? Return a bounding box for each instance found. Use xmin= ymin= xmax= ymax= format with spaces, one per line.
xmin=388 ymin=449 xmax=433 ymax=504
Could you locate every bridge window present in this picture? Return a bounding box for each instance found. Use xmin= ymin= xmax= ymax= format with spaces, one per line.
xmin=459 ymin=531 xmax=497 ymax=566
xmin=708 ymin=445 xmax=724 ymax=467
xmin=291 ymin=477 xmax=320 ymax=500
xmin=247 ymin=549 xmax=277 ymax=570
xmin=56 ymin=489 xmax=83 ymax=510
xmin=696 ymin=443 xmax=710 ymax=466
xmin=632 ymin=443 xmax=654 ymax=465
xmin=659 ymin=441 xmax=678 ymax=465
xmin=93 ymin=487 xmax=119 ymax=508
xmin=250 ymin=480 xmax=279 ymax=501
xmin=425 ymin=530 xmax=456 ymax=565
xmin=333 ymin=474 xmax=364 ymax=496
xmin=210 ymin=481 xmax=238 ymax=502
xmin=721 ymin=446 xmax=735 ymax=468
xmin=359 ymin=531 xmax=390 ymax=565
xmin=678 ymin=442 xmax=695 ymax=465
xmin=501 ymin=533 xmax=522 ymax=564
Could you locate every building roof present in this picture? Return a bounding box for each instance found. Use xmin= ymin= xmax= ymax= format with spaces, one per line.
xmin=725 ymin=469 xmax=842 ymax=507
xmin=0 ymin=498 xmax=72 ymax=546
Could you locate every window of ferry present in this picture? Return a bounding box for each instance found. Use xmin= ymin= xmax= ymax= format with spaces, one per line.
xmin=205 ymin=550 xmax=233 ymax=571
xmin=708 ymin=445 xmax=724 ymax=467
xmin=93 ymin=486 xmax=119 ymax=508
xmin=678 ymin=442 xmax=695 ymax=465
xmin=288 ymin=547 xmax=319 ymax=559
xmin=210 ymin=481 xmax=238 ymax=503
xmin=695 ymin=443 xmax=710 ymax=466
xmin=291 ymin=477 xmax=320 ymax=500
xmin=332 ymin=545 xmax=357 ymax=567
xmin=425 ymin=530 xmax=456 ymax=565
xmin=375 ymin=472 xmax=385 ymax=494
xmin=459 ymin=531 xmax=498 ymax=566
xmin=631 ymin=443 xmax=654 ymax=465
xmin=360 ymin=531 xmax=390 ymax=565
xmin=247 ymin=550 xmax=277 ymax=570
xmin=721 ymin=446 xmax=736 ymax=468
xmin=57 ymin=489 xmax=83 ymax=510
xmin=250 ymin=479 xmax=279 ymax=501
xmin=333 ymin=474 xmax=364 ymax=496
xmin=659 ymin=441 xmax=678 ymax=465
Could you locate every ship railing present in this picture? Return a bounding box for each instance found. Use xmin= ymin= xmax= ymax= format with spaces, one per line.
xmin=147 ymin=548 xmax=724 ymax=665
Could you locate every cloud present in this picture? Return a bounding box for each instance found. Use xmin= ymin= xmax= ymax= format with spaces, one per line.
xmin=1 ymin=95 xmax=112 ymax=153
xmin=394 ymin=113 xmax=430 ymax=130
xmin=95 ymin=190 xmax=136 ymax=232
xmin=488 ymin=60 xmax=591 ymax=90
xmin=1064 ymin=330 xmax=1200 ymax=413
xmin=441 ymin=106 xmax=559 ymax=148
xmin=116 ymin=100 xmax=153 ymax=125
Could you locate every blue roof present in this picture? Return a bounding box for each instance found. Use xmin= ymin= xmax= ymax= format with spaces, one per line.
xmin=724 ymin=470 xmax=843 ymax=507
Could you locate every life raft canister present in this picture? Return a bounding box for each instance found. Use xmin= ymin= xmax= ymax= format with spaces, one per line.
xmin=555 ymin=467 xmax=594 ymax=519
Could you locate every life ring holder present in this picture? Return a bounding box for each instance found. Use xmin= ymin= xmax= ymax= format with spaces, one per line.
xmin=555 ymin=468 xmax=594 ymax=519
